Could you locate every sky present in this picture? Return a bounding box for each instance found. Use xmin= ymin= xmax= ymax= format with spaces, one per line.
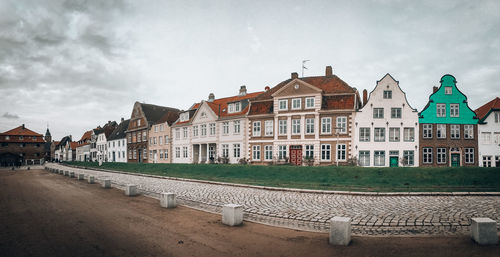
xmin=0 ymin=0 xmax=499 ymax=141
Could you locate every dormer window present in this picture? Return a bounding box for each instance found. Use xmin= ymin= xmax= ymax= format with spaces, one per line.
xmin=228 ymin=102 xmax=242 ymax=113
xmin=180 ymin=112 xmax=189 ymax=122
xmin=445 ymin=87 xmax=452 ymax=94
xmin=383 ymin=90 xmax=392 ymax=99
xmin=235 ymin=102 xmax=241 ymax=112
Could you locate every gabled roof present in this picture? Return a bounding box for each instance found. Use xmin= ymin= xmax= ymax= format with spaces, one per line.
xmin=0 ymin=125 xmax=43 ymax=137
xmin=78 ymin=130 xmax=92 ymax=142
xmin=172 ymin=103 xmax=200 ymax=126
xmin=140 ymin=103 xmax=181 ymax=125
xmin=205 ymin=91 xmax=263 ymax=118
xmin=475 ymin=97 xmax=500 ymax=122
xmin=157 ymin=111 xmax=180 ymax=126
xmin=69 ymin=142 xmax=79 ymax=150
xmin=108 ymin=119 xmax=130 ymax=141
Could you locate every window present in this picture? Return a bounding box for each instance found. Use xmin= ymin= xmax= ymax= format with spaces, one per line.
xmin=451 ymin=124 xmax=460 ymax=139
xmin=374 ymin=128 xmax=385 ymax=142
xmin=278 ymin=145 xmax=287 ymax=160
xmin=265 ymin=120 xmax=273 ymax=136
xmin=233 ymin=120 xmax=240 ymax=134
xmin=374 ymin=151 xmax=385 ymax=166
xmin=164 ymin=136 xmax=169 ymax=144
xmin=143 ymin=131 xmax=147 ymax=142
xmin=423 ymin=148 xmax=432 ymax=164
xmin=436 ymin=104 xmax=446 ymax=117
xmin=144 ymin=149 xmax=148 ymax=159
xmin=403 ymin=151 xmax=414 ymax=166
xmin=209 ymin=123 xmax=216 ymax=136
xmin=149 ymin=137 xmax=153 ymax=145
xmin=201 ymin=124 xmax=207 ymax=136
xmin=133 ymin=150 xmax=137 ymax=159
xmin=154 ymin=125 xmax=158 ymax=133
xmin=175 ymin=147 xmax=180 ymax=158
xmin=228 ymin=103 xmax=234 ymax=113
xmin=423 ymin=124 xmax=432 ymax=139
xmin=129 ymin=150 xmax=132 ymax=159
xmin=128 ymin=134 xmax=131 ymax=143
xmin=235 ymin=102 xmax=241 ymax=112
xmin=321 ymin=144 xmax=331 ymax=161
xmin=264 ymin=145 xmax=273 ymax=160
xmin=182 ymin=127 xmax=188 ymax=138
xmin=464 ymin=125 xmax=473 ymax=139
xmin=321 ymin=117 xmax=331 ymax=134
xmin=305 ymin=145 xmax=314 ymax=158
xmin=389 ymin=128 xmax=400 ymax=142
xmin=182 ymin=146 xmax=188 ymax=158
xmin=179 ymin=113 xmax=189 ymax=122
xmin=222 ymin=144 xmax=229 ymax=158
xmin=160 ymin=124 xmax=164 ymax=131
xmin=153 ymin=137 xmax=157 ymax=145
xmin=403 ymin=128 xmax=414 ymax=142
xmin=292 ymin=119 xmax=301 ymax=134
xmin=252 ymin=145 xmax=261 ymax=160
xmin=193 ymin=126 xmax=199 ymax=137
xmin=292 ymin=98 xmax=301 ymax=109
xmin=164 ymin=149 xmax=168 ymax=159
xmin=465 ymin=148 xmax=474 ymax=164
xmin=305 ymin=97 xmax=315 ymax=108
xmin=253 ymin=121 xmax=261 ymax=137
xmin=495 ymin=112 xmax=500 ymax=123
xmin=450 ymin=104 xmax=459 ymax=117
xmin=437 ymin=148 xmax=446 ymax=164
xmin=383 ymin=90 xmax=392 ymax=99
xmin=336 ymin=116 xmax=347 ymax=133
xmin=305 ymin=118 xmax=314 ymax=134
xmin=436 ymin=124 xmax=446 ymax=138
xmin=445 ymin=86 xmax=452 ymax=94
xmin=160 ymin=150 xmax=164 ymax=159
xmin=391 ymin=108 xmax=402 ymax=118
xmin=233 ymin=144 xmax=240 ymax=158
xmin=481 ymin=132 xmax=491 ymax=144
xmin=279 ymin=100 xmax=288 ymax=110
xmin=336 ymin=144 xmax=346 ymax=161
xmin=222 ymin=122 xmax=229 ymax=135
xmin=279 ymin=120 xmax=287 ymax=135
xmin=359 ymin=151 xmax=370 ymax=166
xmin=359 ymin=128 xmax=370 ymax=142
xmin=373 ymin=108 xmax=384 ymax=119
xmin=483 ymin=156 xmax=492 ymax=167
xmin=137 ymin=119 xmax=141 ymax=126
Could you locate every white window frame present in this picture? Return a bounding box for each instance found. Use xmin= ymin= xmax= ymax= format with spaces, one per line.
xmin=279 ymin=120 xmax=287 ymax=135
xmin=389 ymin=128 xmax=400 ymax=142
xmin=336 ymin=144 xmax=346 ymax=161
xmin=383 ymin=90 xmax=392 ymax=99
xmin=465 ymin=148 xmax=474 ymax=164
xmin=437 ymin=124 xmax=446 ymax=139
xmin=201 ymin=124 xmax=207 ymax=136
xmin=305 ymin=118 xmax=314 ymax=134
xmin=278 ymin=145 xmax=287 ymax=160
xmin=336 ymin=116 xmax=347 ymax=134
xmin=464 ymin=125 xmax=473 ymax=139
xmin=321 ymin=117 xmax=332 ymax=134
xmin=222 ymin=144 xmax=229 ymax=158
xmin=451 ymin=124 xmax=460 ymax=139
xmin=209 ymin=123 xmax=216 ymax=136
xmin=222 ymin=122 xmax=229 ymax=135
xmin=265 ymin=120 xmax=273 ymax=136
xmin=291 ymin=98 xmax=301 ymax=110
xmin=305 ymin=145 xmax=314 ymax=159
xmin=305 ymin=97 xmax=315 ymax=108
xmin=437 ymin=148 xmax=446 ymax=164
xmin=403 ymin=128 xmax=414 ymax=142
xmin=253 ymin=121 xmax=261 ymax=137
xmin=279 ymin=100 xmax=288 ymax=110
xmin=359 ymin=151 xmax=370 ymax=166
xmin=183 ymin=127 xmax=188 ymax=138
xmin=233 ymin=144 xmax=240 ymax=158
xmin=373 ymin=108 xmax=384 ymax=119
xmin=391 ymin=108 xmax=402 ymax=119
xmin=423 ymin=124 xmax=432 ymax=139
xmin=233 ymin=120 xmax=240 ymax=134
xmin=182 ymin=146 xmax=188 ymax=158
xmin=321 ymin=144 xmax=331 ymax=161
xmin=292 ymin=119 xmax=301 ymax=135
xmin=193 ymin=126 xmax=199 ymax=137
xmin=374 ymin=128 xmax=385 ymax=142
xmin=374 ymin=151 xmax=385 ymax=166
xmin=445 ymin=86 xmax=452 ymax=95
xmin=437 ymin=104 xmax=446 ymax=117
xmin=403 ymin=150 xmax=414 ymax=166
xmin=235 ymin=102 xmax=241 ymax=112
xmin=360 ymin=127 xmax=370 ymax=142
xmin=450 ymin=104 xmax=459 ymax=117
xmin=423 ymin=147 xmax=432 ymax=164
xmin=264 ymin=145 xmax=273 ymax=161
xmin=252 ymin=145 xmax=261 ymax=160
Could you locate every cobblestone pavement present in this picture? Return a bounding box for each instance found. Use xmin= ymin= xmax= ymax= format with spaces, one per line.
xmin=46 ymin=164 xmax=500 ymax=236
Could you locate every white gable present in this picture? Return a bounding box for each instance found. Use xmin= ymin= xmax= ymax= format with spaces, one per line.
xmin=191 ymin=102 xmax=218 ymax=124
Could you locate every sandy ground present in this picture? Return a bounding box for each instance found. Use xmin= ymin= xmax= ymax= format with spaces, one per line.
xmin=0 ymin=169 xmax=498 ymax=257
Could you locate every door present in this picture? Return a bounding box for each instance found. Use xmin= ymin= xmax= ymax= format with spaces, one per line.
xmin=138 ymin=149 xmax=142 ymax=163
xmin=451 ymin=154 xmax=460 ymax=167
xmin=290 ymin=146 xmax=302 ymax=166
xmin=390 ymin=157 xmax=399 ymax=167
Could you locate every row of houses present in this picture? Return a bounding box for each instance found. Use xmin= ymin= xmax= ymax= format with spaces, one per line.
xmin=54 ymin=66 xmax=499 ymax=167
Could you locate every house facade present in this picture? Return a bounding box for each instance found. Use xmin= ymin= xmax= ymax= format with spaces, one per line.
xmin=353 ymin=74 xmax=419 ymax=167
xmin=247 ymin=66 xmax=362 ymax=166
xmin=126 ymin=102 xmax=180 ymax=163
xmin=95 ymin=121 xmax=117 ymax=162
xmin=76 ymin=130 xmax=91 ymax=161
xmin=418 ymin=74 xmax=478 ymax=167
xmin=0 ymin=124 xmax=46 ymax=166
xmin=475 ymin=97 xmax=500 ymax=167
xmin=148 ymin=112 xmax=178 ymax=163
xmin=171 ymin=86 xmax=261 ymax=164
xmin=107 ymin=118 xmax=130 ymax=163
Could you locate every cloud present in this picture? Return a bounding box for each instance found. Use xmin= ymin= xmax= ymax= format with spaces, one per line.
xmin=2 ymin=112 xmax=19 ymax=119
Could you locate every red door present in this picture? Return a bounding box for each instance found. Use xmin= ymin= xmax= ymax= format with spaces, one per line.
xmin=290 ymin=146 xmax=302 ymax=166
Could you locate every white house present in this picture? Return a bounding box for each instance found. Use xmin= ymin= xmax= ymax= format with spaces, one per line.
xmin=475 ymin=97 xmax=500 ymax=167
xmin=353 ymin=74 xmax=419 ymax=167
xmin=107 ymin=119 xmax=129 ymax=162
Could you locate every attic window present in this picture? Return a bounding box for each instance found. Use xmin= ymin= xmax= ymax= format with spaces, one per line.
xmin=180 ymin=113 xmax=189 ymax=122
xmin=228 ymin=102 xmax=241 ymax=113
xmin=445 ymin=87 xmax=452 ymax=95
xmin=201 ymin=112 xmax=206 ymax=118
xmin=383 ymin=90 xmax=392 ymax=99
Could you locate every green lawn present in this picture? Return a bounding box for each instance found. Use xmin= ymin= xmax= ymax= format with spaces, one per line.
xmin=65 ymin=162 xmax=500 ymax=192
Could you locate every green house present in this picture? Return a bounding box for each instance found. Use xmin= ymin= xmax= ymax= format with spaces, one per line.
xmin=418 ymin=75 xmax=478 ymax=167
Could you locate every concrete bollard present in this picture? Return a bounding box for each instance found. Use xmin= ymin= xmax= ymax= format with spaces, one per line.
xmin=88 ymin=176 xmax=95 ymax=184
xmin=329 ymin=217 xmax=352 ymax=246
xmin=77 ymin=173 xmax=84 ymax=180
xmin=471 ymin=218 xmax=498 ymax=245
xmin=59 ymin=170 xmax=63 ymax=175
xmin=64 ymin=170 xmax=69 ymax=176
xmin=125 ymin=184 xmax=137 ymax=196
xmin=160 ymin=192 xmax=176 ymax=208
xmin=222 ymin=204 xmax=243 ymax=226
xmin=70 ymin=171 xmax=75 ymax=178
xmin=102 ymin=179 xmax=111 ymax=189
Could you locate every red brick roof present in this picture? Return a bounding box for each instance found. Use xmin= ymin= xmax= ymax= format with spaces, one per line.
xmin=322 ymin=95 xmax=355 ymax=110
xmin=70 ymin=142 xmax=80 ymax=149
xmin=475 ymin=97 xmax=500 ymax=121
xmin=79 ymin=130 xmax=92 ymax=142
xmin=206 ymin=91 xmax=263 ymax=117
xmin=0 ymin=125 xmax=43 ymax=137
xmin=249 ymin=101 xmax=273 ymax=115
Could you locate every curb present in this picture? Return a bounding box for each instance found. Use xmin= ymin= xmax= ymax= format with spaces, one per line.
xmin=58 ymin=163 xmax=500 ymax=197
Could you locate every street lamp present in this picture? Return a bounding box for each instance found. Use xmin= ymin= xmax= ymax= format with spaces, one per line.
xmin=332 ymin=126 xmax=343 ymax=167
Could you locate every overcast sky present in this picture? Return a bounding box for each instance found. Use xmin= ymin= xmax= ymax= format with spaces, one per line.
xmin=1 ymin=0 xmax=499 ymax=141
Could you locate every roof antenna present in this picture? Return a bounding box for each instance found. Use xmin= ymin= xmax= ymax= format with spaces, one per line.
xmin=302 ymin=60 xmax=310 ymax=77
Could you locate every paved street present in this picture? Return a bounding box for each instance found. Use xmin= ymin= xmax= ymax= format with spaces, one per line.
xmin=47 ymin=164 xmax=500 ymax=236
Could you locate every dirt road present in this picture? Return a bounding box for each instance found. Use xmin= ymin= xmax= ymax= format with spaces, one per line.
xmin=0 ymin=169 xmax=498 ymax=257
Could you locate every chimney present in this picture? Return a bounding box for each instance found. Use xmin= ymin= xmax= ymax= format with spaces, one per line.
xmin=21 ymin=124 xmax=25 ymax=129
xmin=363 ymin=89 xmax=368 ymax=106
xmin=121 ymin=117 xmax=124 ymax=122
xmin=433 ymin=86 xmax=438 ymax=93
xmin=208 ymin=93 xmax=215 ymax=102
xmin=325 ymin=66 xmax=333 ymax=77
xmin=291 ymin=72 xmax=298 ymax=79
xmin=108 ymin=120 xmax=111 ymax=125
xmin=239 ymin=85 xmax=247 ymax=96
xmin=265 ymin=86 xmax=270 ymax=91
